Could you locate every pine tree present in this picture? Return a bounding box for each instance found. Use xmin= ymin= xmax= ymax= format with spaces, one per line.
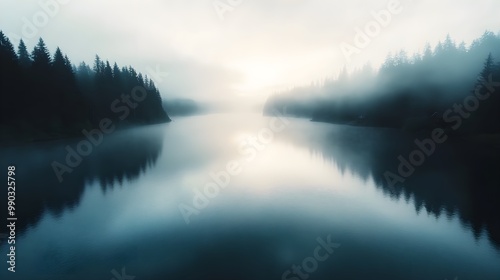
xmin=104 ymin=61 xmax=113 ymax=81
xmin=52 ymin=47 xmax=66 ymax=73
xmin=93 ymin=55 xmax=102 ymax=73
xmin=443 ymin=34 xmax=456 ymax=52
xmin=1 ymin=32 xmax=171 ymax=140
xmin=422 ymin=43 xmax=432 ymax=58
xmin=0 ymin=31 xmax=18 ymax=65
xmin=31 ymin=38 xmax=51 ymax=70
xmin=17 ymin=39 xmax=32 ymax=68
xmin=112 ymin=62 xmax=121 ymax=79
xmin=480 ymin=53 xmax=494 ymax=80
xmin=64 ymin=55 xmax=74 ymax=75
xmin=0 ymin=32 xmax=19 ymax=124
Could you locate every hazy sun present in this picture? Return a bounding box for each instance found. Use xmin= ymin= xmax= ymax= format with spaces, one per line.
xmin=235 ymin=61 xmax=281 ymax=93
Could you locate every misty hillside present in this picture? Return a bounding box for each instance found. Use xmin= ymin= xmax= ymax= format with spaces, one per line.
xmin=264 ymin=31 xmax=500 ymax=135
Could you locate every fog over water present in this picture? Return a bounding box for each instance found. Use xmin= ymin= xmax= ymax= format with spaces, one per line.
xmin=1 ymin=1 xmax=500 ymax=279
xmin=1 ymin=114 xmax=499 ymax=279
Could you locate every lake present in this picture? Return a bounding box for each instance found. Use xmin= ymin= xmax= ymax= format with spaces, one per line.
xmin=1 ymin=113 xmax=499 ymax=280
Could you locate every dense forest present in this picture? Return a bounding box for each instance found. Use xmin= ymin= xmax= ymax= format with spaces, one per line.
xmin=264 ymin=31 xmax=500 ymax=135
xmin=0 ymin=31 xmax=170 ymax=143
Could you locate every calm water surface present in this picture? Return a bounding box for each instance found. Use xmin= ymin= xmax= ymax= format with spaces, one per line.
xmin=1 ymin=113 xmax=499 ymax=280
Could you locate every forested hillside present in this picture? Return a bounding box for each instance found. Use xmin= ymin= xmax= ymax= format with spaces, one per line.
xmin=0 ymin=31 xmax=170 ymax=142
xmin=265 ymin=31 xmax=500 ymax=134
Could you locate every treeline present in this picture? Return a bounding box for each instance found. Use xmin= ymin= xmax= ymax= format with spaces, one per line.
xmin=264 ymin=31 xmax=500 ymax=134
xmin=0 ymin=31 xmax=170 ymax=142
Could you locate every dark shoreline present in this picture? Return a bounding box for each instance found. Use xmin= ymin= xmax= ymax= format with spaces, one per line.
xmin=0 ymin=118 xmax=171 ymax=147
xmin=310 ymin=116 xmax=500 ymax=155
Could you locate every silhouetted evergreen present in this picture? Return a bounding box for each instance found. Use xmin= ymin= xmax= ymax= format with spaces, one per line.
xmin=17 ymin=39 xmax=31 ymax=68
xmin=265 ymin=31 xmax=500 ymax=135
xmin=0 ymin=33 xmax=170 ymax=142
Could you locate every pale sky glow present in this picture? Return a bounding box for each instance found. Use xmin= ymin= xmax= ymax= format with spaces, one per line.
xmin=0 ymin=0 xmax=499 ymax=107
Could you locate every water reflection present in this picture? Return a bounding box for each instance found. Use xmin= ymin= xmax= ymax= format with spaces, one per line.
xmin=0 ymin=115 xmax=499 ymax=280
xmin=0 ymin=124 xmax=165 ymax=236
xmin=276 ymin=120 xmax=500 ymax=250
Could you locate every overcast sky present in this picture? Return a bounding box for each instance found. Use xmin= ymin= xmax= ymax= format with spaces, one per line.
xmin=0 ymin=0 xmax=498 ymax=107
